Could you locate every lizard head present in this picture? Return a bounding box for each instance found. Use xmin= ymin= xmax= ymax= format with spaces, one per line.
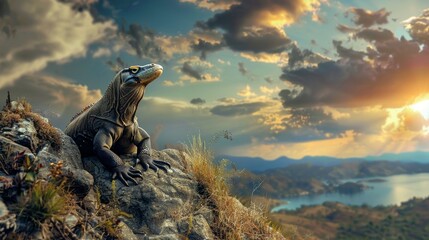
xmin=121 ymin=63 xmax=163 ymax=87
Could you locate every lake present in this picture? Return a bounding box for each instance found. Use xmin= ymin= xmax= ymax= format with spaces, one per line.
xmin=272 ymin=173 xmax=429 ymax=211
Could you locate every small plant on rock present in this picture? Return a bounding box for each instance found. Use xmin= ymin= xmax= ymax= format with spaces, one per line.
xmin=17 ymin=180 xmax=74 ymax=235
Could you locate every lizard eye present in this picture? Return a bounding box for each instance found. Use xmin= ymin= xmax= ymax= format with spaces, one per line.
xmin=129 ymin=66 xmax=139 ymax=74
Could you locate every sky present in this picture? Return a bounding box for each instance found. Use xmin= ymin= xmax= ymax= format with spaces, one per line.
xmin=1 ymin=0 xmax=429 ymax=160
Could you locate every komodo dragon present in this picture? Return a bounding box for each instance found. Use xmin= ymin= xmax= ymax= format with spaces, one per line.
xmin=65 ymin=64 xmax=171 ymax=186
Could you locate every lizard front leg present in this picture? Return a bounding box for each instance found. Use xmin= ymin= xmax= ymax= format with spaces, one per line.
xmin=135 ymin=127 xmax=171 ymax=173
xmin=93 ymin=129 xmax=143 ymax=186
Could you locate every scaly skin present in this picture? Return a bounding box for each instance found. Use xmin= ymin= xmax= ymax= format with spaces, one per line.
xmin=65 ymin=64 xmax=171 ymax=186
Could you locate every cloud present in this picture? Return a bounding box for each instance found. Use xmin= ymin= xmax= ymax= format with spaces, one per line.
xmin=204 ymin=0 xmax=324 ymax=54
xmin=336 ymin=24 xmax=357 ymax=34
xmin=0 ymin=0 xmax=115 ymax=88
xmin=191 ymin=39 xmax=224 ymax=60
xmin=175 ymin=56 xmax=220 ymax=83
xmin=240 ymin=52 xmax=289 ymax=65
xmin=264 ymin=77 xmax=274 ymax=84
xmin=287 ymin=44 xmax=330 ymax=69
xmin=0 ymin=75 xmax=102 ymax=129
xmin=354 ymin=28 xmax=395 ymax=43
xmin=190 ymin=98 xmax=206 ymax=105
xmin=162 ymin=80 xmax=184 ymax=87
xmin=259 ymin=86 xmax=280 ymax=95
xmin=119 ymin=24 xmax=191 ymax=62
xmin=348 ymin=8 xmax=390 ymax=28
xmin=106 ymin=57 xmax=127 ymax=72
xmin=0 ymin=0 xmax=10 ymax=18
xmin=404 ymin=9 xmax=429 ymax=46
xmin=332 ymin=40 xmax=366 ymax=60
xmin=237 ymin=85 xmax=257 ymax=98
xmin=210 ymin=102 xmax=269 ymax=117
xmin=179 ymin=0 xmax=238 ymax=11
xmin=279 ymin=11 xmax=429 ymax=110
xmin=92 ymin=47 xmax=111 ymax=58
xmin=181 ymin=62 xmax=203 ymax=80
xmin=217 ymin=97 xmax=236 ymax=104
xmin=238 ymin=62 xmax=248 ymax=75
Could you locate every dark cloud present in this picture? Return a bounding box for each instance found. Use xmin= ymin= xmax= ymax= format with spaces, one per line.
xmin=217 ymin=97 xmax=236 ymax=103
xmin=106 ymin=57 xmax=127 ymax=72
xmin=210 ymin=102 xmax=268 ymax=116
xmin=120 ymin=24 xmax=165 ymax=61
xmin=191 ymin=39 xmax=224 ymax=60
xmin=0 ymin=0 xmax=10 ymax=18
xmin=333 ymin=40 xmax=366 ymax=60
xmin=238 ymin=62 xmax=247 ymax=75
xmin=354 ymin=28 xmax=394 ymax=43
xmin=336 ymin=24 xmax=357 ymax=33
xmin=264 ymin=77 xmax=273 ymax=84
xmin=287 ymin=44 xmax=329 ymax=69
xmin=204 ymin=0 xmax=321 ymax=53
xmin=190 ymin=98 xmax=206 ymax=105
xmin=349 ymin=8 xmax=390 ymax=28
xmin=181 ymin=61 xmax=203 ymax=80
xmin=1 ymin=25 xmax=16 ymax=38
xmin=220 ymin=26 xmax=292 ymax=53
xmin=279 ymin=34 xmax=429 ymax=108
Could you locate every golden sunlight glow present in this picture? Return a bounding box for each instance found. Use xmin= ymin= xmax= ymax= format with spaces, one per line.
xmin=411 ymin=99 xmax=429 ymax=120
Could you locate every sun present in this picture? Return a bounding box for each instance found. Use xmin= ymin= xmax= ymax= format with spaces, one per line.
xmin=410 ymin=99 xmax=429 ymax=120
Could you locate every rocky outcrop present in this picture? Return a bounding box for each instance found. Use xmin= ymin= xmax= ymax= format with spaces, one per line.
xmin=0 ymin=102 xmax=215 ymax=239
xmin=0 ymin=101 xmax=284 ymax=239
xmin=83 ymin=150 xmax=215 ymax=239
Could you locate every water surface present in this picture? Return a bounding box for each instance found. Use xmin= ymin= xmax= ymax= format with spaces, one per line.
xmin=272 ymin=173 xmax=429 ymax=211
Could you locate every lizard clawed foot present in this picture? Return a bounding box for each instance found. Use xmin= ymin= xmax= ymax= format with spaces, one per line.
xmin=135 ymin=154 xmax=171 ymax=173
xmin=112 ymin=165 xmax=143 ymax=186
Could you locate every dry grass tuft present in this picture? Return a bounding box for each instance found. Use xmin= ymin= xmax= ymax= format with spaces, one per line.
xmin=0 ymin=98 xmax=61 ymax=151
xmin=185 ymin=136 xmax=285 ymax=240
xmin=17 ymin=180 xmax=76 ymax=233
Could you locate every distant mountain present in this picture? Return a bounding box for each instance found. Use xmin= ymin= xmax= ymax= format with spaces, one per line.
xmin=366 ymin=151 xmax=429 ymax=163
xmin=219 ymin=151 xmax=429 ymax=172
xmin=218 ymin=155 xmax=364 ymax=172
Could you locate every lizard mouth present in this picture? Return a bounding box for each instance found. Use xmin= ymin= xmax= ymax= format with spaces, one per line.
xmin=140 ymin=68 xmax=163 ymax=86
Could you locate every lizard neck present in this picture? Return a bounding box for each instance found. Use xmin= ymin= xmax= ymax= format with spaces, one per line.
xmin=98 ymin=71 xmax=145 ymax=127
xmin=117 ymin=86 xmax=145 ymax=125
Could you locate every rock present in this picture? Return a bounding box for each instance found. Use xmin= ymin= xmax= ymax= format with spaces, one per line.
xmin=38 ymin=129 xmax=83 ymax=169
xmin=36 ymin=144 xmax=93 ymax=199
xmin=0 ymin=136 xmax=31 ymax=174
xmin=117 ymin=221 xmax=139 ymax=240
xmin=64 ymin=214 xmax=78 ymax=229
xmin=0 ymin=119 xmax=39 ymax=152
xmin=62 ymin=167 xmax=94 ymax=199
xmin=146 ymin=234 xmax=179 ymax=240
xmin=177 ymin=214 xmax=214 ymax=240
xmin=82 ymin=149 xmax=215 ymax=239
xmin=0 ymin=199 xmax=16 ymax=240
